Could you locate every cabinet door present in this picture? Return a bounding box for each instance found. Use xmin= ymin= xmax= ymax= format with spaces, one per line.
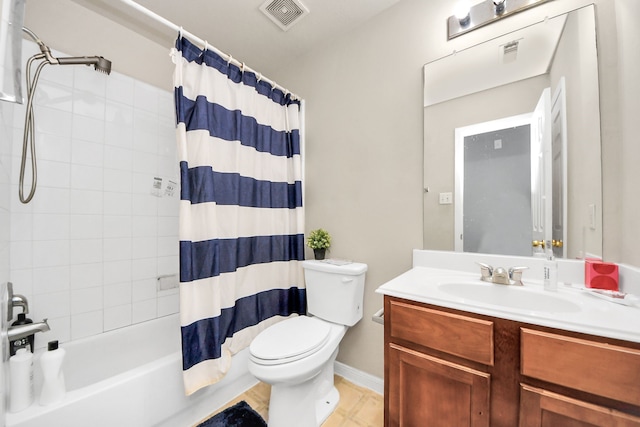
xmin=520 ymin=385 xmax=640 ymax=427
xmin=387 ymin=343 xmax=490 ymax=427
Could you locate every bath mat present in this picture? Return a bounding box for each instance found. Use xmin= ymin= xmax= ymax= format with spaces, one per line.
xmin=196 ymin=401 xmax=267 ymax=427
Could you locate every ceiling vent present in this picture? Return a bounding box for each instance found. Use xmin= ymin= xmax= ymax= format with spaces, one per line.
xmin=260 ymin=0 xmax=309 ymax=32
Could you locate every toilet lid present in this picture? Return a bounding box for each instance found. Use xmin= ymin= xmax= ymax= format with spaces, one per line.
xmin=250 ymin=316 xmax=331 ymax=364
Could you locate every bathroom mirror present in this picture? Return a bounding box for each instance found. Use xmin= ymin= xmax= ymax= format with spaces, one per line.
xmin=423 ymin=5 xmax=602 ymax=259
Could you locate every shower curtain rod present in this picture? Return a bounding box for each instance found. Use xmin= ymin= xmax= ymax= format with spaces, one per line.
xmin=117 ymin=0 xmax=300 ymax=100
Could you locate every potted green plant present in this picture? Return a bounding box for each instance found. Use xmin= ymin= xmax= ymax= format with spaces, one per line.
xmin=306 ymin=229 xmax=331 ymax=260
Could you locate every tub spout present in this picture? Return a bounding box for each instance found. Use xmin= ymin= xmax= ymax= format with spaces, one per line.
xmin=8 ymin=318 xmax=50 ymax=341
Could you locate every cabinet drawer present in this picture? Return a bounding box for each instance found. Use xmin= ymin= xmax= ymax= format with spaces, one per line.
xmin=389 ymin=299 xmax=494 ymax=365
xmin=521 ymin=328 xmax=640 ymax=406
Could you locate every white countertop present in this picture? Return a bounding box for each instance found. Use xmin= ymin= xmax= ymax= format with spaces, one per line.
xmin=376 ymin=266 xmax=640 ymax=344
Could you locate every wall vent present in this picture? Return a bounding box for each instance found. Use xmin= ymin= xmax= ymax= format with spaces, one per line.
xmin=260 ymin=0 xmax=309 ymax=32
xmin=501 ymin=39 xmax=521 ymax=63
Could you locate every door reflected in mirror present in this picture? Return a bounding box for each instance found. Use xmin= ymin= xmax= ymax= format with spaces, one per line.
xmin=455 ymin=83 xmax=567 ymax=258
xmin=455 ymin=114 xmax=533 ymax=257
xmin=424 ymin=5 xmax=601 ymax=259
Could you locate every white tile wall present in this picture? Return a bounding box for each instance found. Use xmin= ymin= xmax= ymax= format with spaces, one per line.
xmin=0 ymin=81 xmax=14 ymax=427
xmin=5 ymin=40 xmax=180 ymax=349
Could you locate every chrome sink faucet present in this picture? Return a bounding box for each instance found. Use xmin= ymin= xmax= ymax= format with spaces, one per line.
xmin=477 ymin=262 xmax=527 ymax=286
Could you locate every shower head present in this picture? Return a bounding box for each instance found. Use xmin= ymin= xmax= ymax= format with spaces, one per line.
xmin=56 ymin=56 xmax=112 ymax=75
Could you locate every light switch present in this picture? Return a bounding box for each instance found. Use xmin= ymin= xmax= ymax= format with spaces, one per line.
xmin=439 ymin=192 xmax=453 ymax=205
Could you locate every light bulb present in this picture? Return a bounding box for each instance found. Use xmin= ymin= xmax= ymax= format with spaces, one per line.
xmin=454 ymin=1 xmax=471 ymax=26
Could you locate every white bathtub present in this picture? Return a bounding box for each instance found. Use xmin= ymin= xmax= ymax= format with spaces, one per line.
xmin=6 ymin=314 xmax=257 ymax=427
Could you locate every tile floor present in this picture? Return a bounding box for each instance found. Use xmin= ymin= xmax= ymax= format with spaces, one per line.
xmin=204 ymin=375 xmax=384 ymax=426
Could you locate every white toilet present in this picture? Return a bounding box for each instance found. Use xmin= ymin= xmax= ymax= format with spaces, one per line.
xmin=248 ymin=259 xmax=367 ymax=427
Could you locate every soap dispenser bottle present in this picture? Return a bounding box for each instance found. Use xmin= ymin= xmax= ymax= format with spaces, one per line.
xmin=39 ymin=340 xmax=66 ymax=406
xmin=543 ymin=245 xmax=558 ymax=291
xmin=10 ymin=313 xmax=34 ymax=356
xmin=9 ymin=348 xmax=34 ymax=412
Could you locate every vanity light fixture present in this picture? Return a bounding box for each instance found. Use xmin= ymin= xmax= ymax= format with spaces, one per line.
xmin=447 ymin=0 xmax=551 ymax=40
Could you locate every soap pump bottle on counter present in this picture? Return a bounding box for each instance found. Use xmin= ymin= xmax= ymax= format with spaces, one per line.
xmin=543 ymin=244 xmax=558 ymax=291
xmin=39 ymin=340 xmax=66 ymax=406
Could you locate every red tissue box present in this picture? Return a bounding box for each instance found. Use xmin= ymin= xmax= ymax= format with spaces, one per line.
xmin=585 ymin=259 xmax=619 ymax=291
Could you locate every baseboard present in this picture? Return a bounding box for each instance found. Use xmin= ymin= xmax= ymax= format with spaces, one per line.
xmin=334 ymin=361 xmax=384 ymax=395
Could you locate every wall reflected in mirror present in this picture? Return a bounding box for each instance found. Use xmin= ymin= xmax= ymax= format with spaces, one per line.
xmin=423 ymin=5 xmax=602 ymax=259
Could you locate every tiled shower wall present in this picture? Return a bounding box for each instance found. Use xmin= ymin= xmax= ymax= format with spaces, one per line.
xmin=4 ymin=40 xmax=179 ymax=349
xmin=1 ymin=105 xmax=13 ymax=283
xmin=0 ymin=70 xmax=14 ymax=427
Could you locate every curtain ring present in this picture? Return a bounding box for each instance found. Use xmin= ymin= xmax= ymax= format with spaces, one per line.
xmin=241 ymin=62 xmax=245 ymax=74
xmin=227 ymin=55 xmax=233 ymax=66
xmin=256 ymin=73 xmax=262 ymax=83
xmin=203 ymin=40 xmax=209 ymax=52
xmin=271 ymin=80 xmax=277 ymax=90
xmin=179 ymin=26 xmax=183 ymax=39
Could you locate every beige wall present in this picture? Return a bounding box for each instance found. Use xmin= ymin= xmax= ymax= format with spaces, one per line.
xmin=23 ymin=0 xmax=639 ymax=380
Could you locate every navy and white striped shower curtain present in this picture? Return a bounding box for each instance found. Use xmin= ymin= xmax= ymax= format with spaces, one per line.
xmin=173 ymin=36 xmax=306 ymax=395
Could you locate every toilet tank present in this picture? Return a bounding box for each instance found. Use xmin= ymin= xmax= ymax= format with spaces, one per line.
xmin=301 ymin=260 xmax=368 ymax=326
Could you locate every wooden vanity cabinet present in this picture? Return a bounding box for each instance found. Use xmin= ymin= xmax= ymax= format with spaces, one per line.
xmin=383 ymin=295 xmax=640 ymax=427
xmin=384 ymin=296 xmax=519 ymax=427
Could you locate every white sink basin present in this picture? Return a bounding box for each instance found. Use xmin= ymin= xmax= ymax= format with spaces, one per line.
xmin=438 ymin=282 xmax=582 ymax=313
xmin=377 ymin=263 xmax=640 ymax=344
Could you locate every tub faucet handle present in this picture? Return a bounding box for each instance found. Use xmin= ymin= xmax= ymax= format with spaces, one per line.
xmin=6 ymin=282 xmax=29 ymax=322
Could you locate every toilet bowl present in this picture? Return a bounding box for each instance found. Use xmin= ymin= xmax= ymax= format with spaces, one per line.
xmin=247 ymin=260 xmax=367 ymax=427
xmin=249 ymin=316 xmax=346 ymax=426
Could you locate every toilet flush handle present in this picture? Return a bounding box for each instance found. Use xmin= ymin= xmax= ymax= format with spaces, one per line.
xmin=341 ymin=277 xmax=354 ymax=283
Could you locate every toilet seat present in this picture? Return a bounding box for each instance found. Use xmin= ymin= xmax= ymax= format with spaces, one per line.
xmin=250 ymin=316 xmax=331 ymax=366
